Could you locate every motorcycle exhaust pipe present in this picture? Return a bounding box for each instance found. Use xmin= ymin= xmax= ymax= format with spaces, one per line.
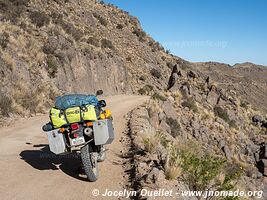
xmin=84 ymin=127 xmax=93 ymax=138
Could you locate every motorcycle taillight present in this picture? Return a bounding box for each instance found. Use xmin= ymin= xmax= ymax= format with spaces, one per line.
xmin=71 ymin=123 xmax=79 ymax=130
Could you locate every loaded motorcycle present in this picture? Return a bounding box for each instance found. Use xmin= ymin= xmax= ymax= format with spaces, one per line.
xmin=42 ymin=90 xmax=114 ymax=182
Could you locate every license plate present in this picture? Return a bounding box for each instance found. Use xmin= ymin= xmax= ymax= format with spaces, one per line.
xmin=70 ymin=137 xmax=85 ymax=146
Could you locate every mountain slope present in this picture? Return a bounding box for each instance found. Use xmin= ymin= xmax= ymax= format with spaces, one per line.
xmin=0 ymin=0 xmax=173 ymax=117
xmin=192 ymin=62 xmax=267 ymax=114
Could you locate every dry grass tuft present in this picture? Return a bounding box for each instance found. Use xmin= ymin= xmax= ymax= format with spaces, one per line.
xmin=164 ymin=146 xmax=183 ymax=180
xmin=1 ymin=51 xmax=15 ymax=71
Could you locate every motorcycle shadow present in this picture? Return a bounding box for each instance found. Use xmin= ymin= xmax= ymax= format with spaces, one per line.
xmin=19 ymin=144 xmax=88 ymax=181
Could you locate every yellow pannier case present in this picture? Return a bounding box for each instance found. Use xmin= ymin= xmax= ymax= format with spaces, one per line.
xmin=50 ymin=107 xmax=67 ymax=128
xmin=83 ymin=105 xmax=97 ymax=121
xmin=65 ymin=106 xmax=82 ymax=124
xmin=100 ymin=109 xmax=112 ymax=120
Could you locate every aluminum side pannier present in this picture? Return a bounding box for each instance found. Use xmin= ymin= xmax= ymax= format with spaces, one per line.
xmin=93 ymin=119 xmax=115 ymax=145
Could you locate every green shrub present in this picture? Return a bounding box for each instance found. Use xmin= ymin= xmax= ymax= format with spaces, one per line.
xmin=240 ymin=101 xmax=248 ymax=109
xmin=0 ymin=0 xmax=30 ymax=22
xmin=148 ymin=41 xmax=164 ymax=52
xmin=181 ymin=98 xmax=198 ymax=113
xmin=144 ymin=84 xmax=153 ymax=91
xmin=152 ymin=93 xmax=167 ymax=101
xmin=126 ymin=57 xmax=132 ymax=62
xmin=43 ymin=43 xmax=56 ymax=55
xmin=46 ymin=56 xmax=58 ymax=78
xmin=29 ymin=11 xmax=50 ymax=28
xmin=139 ymin=75 xmax=146 ymax=81
xmin=51 ymin=12 xmax=63 ymax=24
xmin=101 ymin=38 xmax=114 ymax=49
xmin=132 ymin=28 xmax=146 ymax=42
xmin=229 ymin=120 xmax=237 ymax=129
xmin=181 ymin=151 xmax=226 ymax=191
xmin=214 ymin=106 xmax=230 ymax=122
xmin=138 ymin=88 xmax=146 ymax=95
xmin=53 ymin=0 xmax=69 ymax=4
xmin=93 ymin=13 xmax=108 ymax=26
xmin=116 ymin=24 xmax=123 ymax=29
xmin=138 ymin=85 xmax=153 ymax=95
xmin=150 ymin=68 xmax=161 ymax=79
xmin=157 ymin=132 xmax=171 ymax=148
xmin=162 ymin=141 xmax=243 ymax=194
xmin=87 ymin=36 xmax=100 ymax=47
xmin=0 ymin=32 xmax=9 ymax=49
xmin=60 ymin=21 xmax=83 ymax=41
xmin=218 ymin=164 xmax=243 ymax=192
xmin=166 ymin=117 xmax=181 ymax=137
xmin=0 ymin=91 xmax=12 ymax=116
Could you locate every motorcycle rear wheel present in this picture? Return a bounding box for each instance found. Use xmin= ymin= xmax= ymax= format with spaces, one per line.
xmin=81 ymin=144 xmax=99 ymax=182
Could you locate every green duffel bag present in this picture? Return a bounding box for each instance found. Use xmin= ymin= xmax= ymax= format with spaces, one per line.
xmin=82 ymin=105 xmax=97 ymax=121
xmin=65 ymin=106 xmax=82 ymax=124
xmin=50 ymin=107 xmax=67 ymax=128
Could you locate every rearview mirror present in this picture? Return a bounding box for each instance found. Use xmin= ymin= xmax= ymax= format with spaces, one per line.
xmin=98 ymin=100 xmax=106 ymax=108
xmin=96 ymin=90 xmax=103 ymax=96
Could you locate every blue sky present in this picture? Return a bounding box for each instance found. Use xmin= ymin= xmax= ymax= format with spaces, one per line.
xmin=105 ymin=0 xmax=267 ymax=65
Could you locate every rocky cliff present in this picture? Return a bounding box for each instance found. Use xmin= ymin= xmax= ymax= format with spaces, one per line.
xmin=0 ymin=0 xmax=172 ymax=117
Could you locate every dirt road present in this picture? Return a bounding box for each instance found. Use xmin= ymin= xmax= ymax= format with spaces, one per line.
xmin=0 ymin=95 xmax=149 ymax=200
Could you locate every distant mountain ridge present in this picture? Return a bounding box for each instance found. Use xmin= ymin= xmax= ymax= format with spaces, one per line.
xmin=191 ymin=62 xmax=267 ymax=114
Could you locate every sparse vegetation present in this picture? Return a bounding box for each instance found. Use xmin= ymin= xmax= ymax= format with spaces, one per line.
xmin=149 ymin=40 xmax=164 ymax=52
xmin=101 ymin=38 xmax=114 ymax=49
xmin=133 ymin=28 xmax=146 ymax=42
xmin=181 ymin=151 xmax=226 ymax=191
xmin=229 ymin=119 xmax=237 ymax=129
xmin=176 ymin=142 xmax=243 ymax=195
xmin=181 ymin=98 xmax=198 ymax=113
xmin=0 ymin=0 xmax=30 ymax=22
xmin=0 ymin=91 xmax=12 ymax=117
xmin=87 ymin=36 xmax=100 ymax=47
xmin=29 ymin=11 xmax=50 ymax=28
xmin=150 ymin=68 xmax=162 ymax=79
xmin=60 ymin=21 xmax=83 ymax=41
xmin=165 ymin=146 xmax=183 ymax=180
xmin=214 ymin=106 xmax=230 ymax=122
xmin=126 ymin=56 xmax=132 ymax=62
xmin=138 ymin=84 xmax=153 ymax=95
xmin=141 ymin=129 xmax=162 ymax=153
xmin=138 ymin=88 xmax=146 ymax=95
xmin=139 ymin=75 xmax=146 ymax=81
xmin=0 ymin=32 xmax=9 ymax=49
xmin=46 ymin=56 xmax=58 ymax=78
xmin=152 ymin=93 xmax=167 ymax=101
xmin=240 ymin=101 xmax=248 ymax=109
xmin=1 ymin=52 xmax=15 ymax=71
xmin=19 ymin=91 xmax=37 ymax=113
xmin=50 ymin=12 xmax=63 ymax=24
xmin=93 ymin=13 xmax=108 ymax=26
xmin=116 ymin=24 xmax=123 ymax=29
xmin=42 ymin=42 xmax=56 ymax=55
xmin=218 ymin=164 xmax=244 ymax=193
